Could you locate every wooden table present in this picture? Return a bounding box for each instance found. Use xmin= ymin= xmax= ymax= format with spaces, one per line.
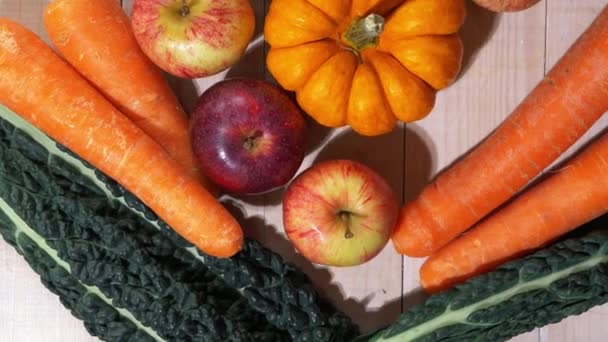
xmin=1 ymin=0 xmax=607 ymax=341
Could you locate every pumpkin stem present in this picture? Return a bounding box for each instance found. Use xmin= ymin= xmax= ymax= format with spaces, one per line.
xmin=342 ymin=13 xmax=385 ymax=52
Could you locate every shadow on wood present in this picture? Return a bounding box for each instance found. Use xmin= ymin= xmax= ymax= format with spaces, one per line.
xmin=223 ymin=187 xmax=283 ymax=208
xmin=458 ymin=0 xmax=500 ymax=79
xmin=163 ymin=35 xmax=266 ymax=115
xmin=314 ymin=127 xmax=406 ymax=196
xmin=354 ymin=287 xmax=430 ymax=335
xmin=165 ymin=74 xmax=200 ymax=115
xmin=403 ymin=287 xmax=429 ymax=312
xmin=340 ymin=291 xmax=403 ymax=333
xmin=226 ymin=0 xmax=268 ymax=80
xmin=314 ymin=125 xmax=436 ymax=206
xmin=303 ymin=115 xmax=334 ymax=156
xmin=404 ymin=124 xmax=438 ymax=203
xmin=226 ymin=35 xmax=267 ymax=80
xmin=162 ymin=0 xmax=269 ymax=114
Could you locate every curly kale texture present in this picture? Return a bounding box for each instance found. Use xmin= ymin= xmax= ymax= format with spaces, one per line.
xmin=0 ymin=105 xmax=358 ymax=341
xmin=363 ymin=223 xmax=608 ymax=342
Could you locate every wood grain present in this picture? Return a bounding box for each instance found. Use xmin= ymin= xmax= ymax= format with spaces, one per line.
xmin=1 ymin=0 xmax=607 ymax=341
xmin=0 ymin=0 xmax=48 ymax=40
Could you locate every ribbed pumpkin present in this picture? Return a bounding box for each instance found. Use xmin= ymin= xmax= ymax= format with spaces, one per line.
xmin=265 ymin=0 xmax=466 ymax=136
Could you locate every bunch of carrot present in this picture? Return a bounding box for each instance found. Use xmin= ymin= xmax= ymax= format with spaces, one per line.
xmin=0 ymin=0 xmax=242 ymax=258
xmin=392 ymin=4 xmax=608 ymax=292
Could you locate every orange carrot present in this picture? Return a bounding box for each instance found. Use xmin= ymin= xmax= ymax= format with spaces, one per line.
xmin=0 ymin=18 xmax=242 ymax=258
xmin=43 ymin=0 xmax=216 ymax=193
xmin=421 ymin=132 xmax=608 ymax=293
xmin=392 ymin=5 xmax=608 ymax=257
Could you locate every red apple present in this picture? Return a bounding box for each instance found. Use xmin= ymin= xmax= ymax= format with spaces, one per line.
xmin=190 ymin=79 xmax=306 ymax=195
xmin=131 ymin=0 xmax=255 ymax=78
xmin=283 ymin=160 xmax=399 ymax=267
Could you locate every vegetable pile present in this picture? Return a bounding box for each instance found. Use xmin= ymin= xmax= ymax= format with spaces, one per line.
xmin=2 ymin=0 xmax=608 ymax=341
xmin=4 ymin=97 xmax=608 ymax=341
xmin=0 ymin=104 xmax=358 ymax=341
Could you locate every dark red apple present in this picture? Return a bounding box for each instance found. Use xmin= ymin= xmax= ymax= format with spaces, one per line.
xmin=191 ymin=79 xmax=306 ymax=195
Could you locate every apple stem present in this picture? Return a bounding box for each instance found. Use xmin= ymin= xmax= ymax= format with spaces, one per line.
xmin=180 ymin=0 xmax=191 ymax=17
xmin=340 ymin=211 xmax=355 ymax=239
xmin=243 ymin=131 xmax=263 ymax=151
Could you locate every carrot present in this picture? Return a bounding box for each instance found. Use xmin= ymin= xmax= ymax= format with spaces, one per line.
xmin=0 ymin=18 xmax=242 ymax=258
xmin=392 ymin=5 xmax=608 ymax=257
xmin=421 ymin=132 xmax=608 ymax=293
xmin=43 ymin=0 xmax=216 ymax=193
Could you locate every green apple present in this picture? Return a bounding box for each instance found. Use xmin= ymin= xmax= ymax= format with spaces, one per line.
xmin=283 ymin=160 xmax=399 ymax=267
xmin=131 ymin=0 xmax=255 ymax=78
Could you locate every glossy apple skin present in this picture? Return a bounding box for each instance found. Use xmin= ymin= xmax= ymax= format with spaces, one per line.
xmin=283 ymin=160 xmax=399 ymax=267
xmin=191 ymin=79 xmax=306 ymax=195
xmin=131 ymin=0 xmax=255 ymax=78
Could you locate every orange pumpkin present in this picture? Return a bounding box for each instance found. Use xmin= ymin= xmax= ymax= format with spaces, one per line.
xmin=265 ymin=0 xmax=466 ymax=136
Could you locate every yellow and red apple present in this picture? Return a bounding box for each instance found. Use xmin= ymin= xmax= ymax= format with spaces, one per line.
xmin=283 ymin=160 xmax=399 ymax=267
xmin=131 ymin=0 xmax=255 ymax=78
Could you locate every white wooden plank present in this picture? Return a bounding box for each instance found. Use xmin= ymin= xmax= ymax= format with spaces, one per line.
xmin=0 ymin=0 xmax=49 ymax=41
xmin=542 ymin=1 xmax=608 ymax=342
xmin=402 ymin=2 xmax=547 ymax=342
xmin=0 ymin=241 xmax=96 ymax=342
